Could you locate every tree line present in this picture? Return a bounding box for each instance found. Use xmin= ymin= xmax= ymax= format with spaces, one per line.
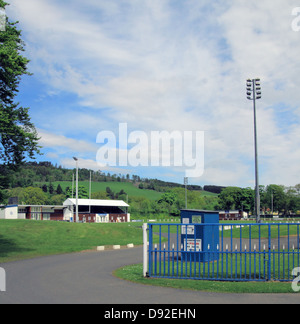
xmin=218 ymin=184 xmax=300 ymax=216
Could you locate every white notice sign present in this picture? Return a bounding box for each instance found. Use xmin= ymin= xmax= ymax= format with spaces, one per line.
xmin=181 ymin=225 xmax=195 ymax=235
xmin=184 ymin=239 xmax=202 ymax=252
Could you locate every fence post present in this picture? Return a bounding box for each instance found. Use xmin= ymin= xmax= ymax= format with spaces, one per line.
xmin=143 ymin=223 xmax=148 ymax=277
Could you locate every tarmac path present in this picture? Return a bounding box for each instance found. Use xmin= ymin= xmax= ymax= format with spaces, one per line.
xmin=0 ymin=246 xmax=299 ymax=304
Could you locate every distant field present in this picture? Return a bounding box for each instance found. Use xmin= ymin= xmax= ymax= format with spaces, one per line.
xmin=199 ymin=190 xmax=219 ymax=197
xmin=50 ymin=181 xmax=217 ymax=198
xmin=50 ymin=181 xmax=163 ymax=200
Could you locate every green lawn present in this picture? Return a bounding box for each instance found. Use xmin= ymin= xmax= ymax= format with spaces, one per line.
xmin=0 ymin=219 xmax=147 ymax=263
xmin=114 ymin=263 xmax=296 ymax=294
xmin=220 ymin=222 xmax=300 ymax=239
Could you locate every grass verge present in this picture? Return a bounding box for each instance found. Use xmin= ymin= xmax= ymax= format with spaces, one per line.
xmin=114 ymin=263 xmax=298 ymax=294
xmin=0 ymin=219 xmax=147 ymax=263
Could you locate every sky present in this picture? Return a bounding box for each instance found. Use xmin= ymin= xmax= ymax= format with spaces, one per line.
xmin=5 ymin=0 xmax=300 ymax=188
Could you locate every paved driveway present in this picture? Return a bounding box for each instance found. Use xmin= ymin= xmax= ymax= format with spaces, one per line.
xmin=0 ymin=247 xmax=299 ymax=304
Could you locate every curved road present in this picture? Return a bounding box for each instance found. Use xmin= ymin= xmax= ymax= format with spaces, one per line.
xmin=0 ymin=247 xmax=299 ymax=304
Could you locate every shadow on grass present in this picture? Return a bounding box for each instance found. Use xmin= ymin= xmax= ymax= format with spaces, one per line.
xmin=0 ymin=235 xmax=33 ymax=258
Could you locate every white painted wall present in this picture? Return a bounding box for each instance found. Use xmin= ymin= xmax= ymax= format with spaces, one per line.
xmin=0 ymin=206 xmax=18 ymax=219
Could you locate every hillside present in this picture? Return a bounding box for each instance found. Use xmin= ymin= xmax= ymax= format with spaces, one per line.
xmin=51 ymin=180 xmax=163 ymax=201
xmin=3 ymin=161 xmax=220 ymax=218
xmin=8 ymin=161 xmax=207 ymax=192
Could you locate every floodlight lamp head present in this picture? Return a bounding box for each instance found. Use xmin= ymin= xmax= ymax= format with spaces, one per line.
xmin=73 ymin=157 xmax=78 ymax=161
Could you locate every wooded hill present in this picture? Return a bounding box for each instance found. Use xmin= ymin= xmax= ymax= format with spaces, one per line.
xmin=2 ymin=162 xmax=220 ymax=218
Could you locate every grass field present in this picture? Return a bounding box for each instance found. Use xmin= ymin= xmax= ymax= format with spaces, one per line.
xmin=114 ymin=263 xmax=295 ymax=294
xmin=42 ymin=180 xmax=218 ymax=201
xmin=51 ymin=181 xmax=163 ymax=200
xmin=0 ymin=219 xmax=148 ymax=263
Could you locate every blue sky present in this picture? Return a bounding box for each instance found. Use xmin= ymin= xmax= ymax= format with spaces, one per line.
xmin=5 ymin=0 xmax=300 ymax=187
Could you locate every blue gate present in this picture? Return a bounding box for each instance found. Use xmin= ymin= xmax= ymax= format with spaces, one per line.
xmin=147 ymin=223 xmax=300 ymax=282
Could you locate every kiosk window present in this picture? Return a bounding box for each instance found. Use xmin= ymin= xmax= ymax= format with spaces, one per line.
xmin=192 ymin=216 xmax=202 ymax=223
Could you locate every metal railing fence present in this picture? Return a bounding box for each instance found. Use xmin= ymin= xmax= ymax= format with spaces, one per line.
xmin=145 ymin=223 xmax=300 ymax=282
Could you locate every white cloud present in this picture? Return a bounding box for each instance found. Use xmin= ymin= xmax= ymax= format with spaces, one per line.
xmin=38 ymin=129 xmax=97 ymax=154
xmin=6 ymin=0 xmax=300 ymax=187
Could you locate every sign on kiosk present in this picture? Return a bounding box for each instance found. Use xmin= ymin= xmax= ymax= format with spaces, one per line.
xmin=184 ymin=239 xmax=202 ymax=252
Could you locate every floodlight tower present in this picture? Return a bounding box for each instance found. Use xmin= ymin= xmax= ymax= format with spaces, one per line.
xmin=184 ymin=177 xmax=188 ymax=209
xmin=246 ymin=78 xmax=262 ymax=223
xmin=73 ymin=157 xmax=79 ymax=223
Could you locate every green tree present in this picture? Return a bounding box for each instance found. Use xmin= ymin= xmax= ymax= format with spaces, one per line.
xmin=156 ymin=191 xmax=179 ymax=216
xmin=106 ymin=186 xmax=114 ymax=199
xmin=56 ymin=184 xmax=63 ymax=195
xmin=78 ymin=185 xmax=88 ymax=199
xmin=0 ymin=1 xmax=40 ymax=165
xmin=50 ymin=194 xmax=65 ymax=205
xmin=91 ymin=191 xmax=108 ymax=199
xmin=285 ymin=188 xmax=300 ymax=215
xmin=263 ymin=185 xmax=286 ymax=214
xmin=20 ymin=187 xmax=48 ymax=205
xmin=65 ymin=185 xmax=88 ymax=199
xmin=49 ymin=183 xmax=54 ymax=194
xmin=0 ymin=1 xmax=40 ymax=202
xmin=219 ymin=187 xmax=240 ymax=210
xmin=294 ymin=184 xmax=300 ymax=196
xmin=129 ymin=196 xmax=153 ymax=216
xmin=65 ymin=186 xmax=72 ymax=198
xmin=240 ymin=187 xmax=254 ymax=212
xmin=219 ymin=187 xmax=254 ymax=212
